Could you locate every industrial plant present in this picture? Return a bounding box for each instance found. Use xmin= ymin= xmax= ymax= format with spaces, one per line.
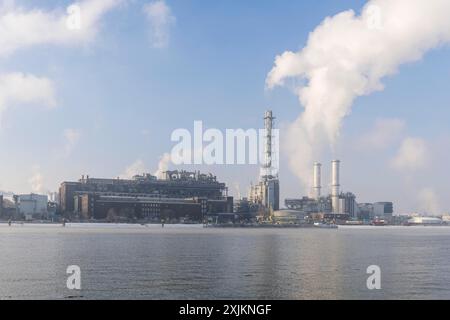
xmin=248 ymin=110 xmax=280 ymax=213
xmin=2 ymin=109 xmax=448 ymax=227
xmin=282 ymin=159 xmax=393 ymax=225
xmin=59 ymin=170 xmax=233 ymax=222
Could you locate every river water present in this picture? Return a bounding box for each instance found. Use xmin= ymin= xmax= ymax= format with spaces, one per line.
xmin=1 ymin=223 xmax=450 ymax=299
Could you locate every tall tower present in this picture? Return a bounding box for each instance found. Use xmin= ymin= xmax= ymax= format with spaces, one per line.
xmin=258 ymin=110 xmax=279 ymax=211
xmin=313 ymin=162 xmax=322 ymax=200
xmin=262 ymin=110 xmax=276 ymax=179
xmin=331 ymin=160 xmax=340 ymax=213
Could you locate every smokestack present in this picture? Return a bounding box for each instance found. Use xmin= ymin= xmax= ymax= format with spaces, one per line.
xmin=262 ymin=110 xmax=275 ymax=178
xmin=331 ymin=160 xmax=340 ymax=213
xmin=313 ymin=162 xmax=321 ymax=200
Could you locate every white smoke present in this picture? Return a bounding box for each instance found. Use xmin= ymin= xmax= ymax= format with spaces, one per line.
xmin=62 ymin=128 xmax=81 ymax=158
xmin=154 ymin=152 xmax=171 ymax=179
xmin=120 ymin=159 xmax=147 ymax=179
xmin=359 ymin=118 xmax=406 ymax=150
xmin=233 ymin=182 xmax=241 ymax=199
xmin=391 ymin=137 xmax=428 ymax=171
xmin=29 ymin=165 xmax=45 ymax=194
xmin=418 ymin=188 xmax=441 ymax=215
xmin=266 ymin=0 xmax=450 ymax=188
xmin=143 ymin=0 xmax=176 ymax=48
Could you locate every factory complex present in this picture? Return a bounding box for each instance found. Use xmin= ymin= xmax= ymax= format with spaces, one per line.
xmin=281 ymin=160 xmax=394 ymax=225
xmin=58 ymin=170 xmax=233 ymax=223
xmin=0 ymin=110 xmax=446 ymax=226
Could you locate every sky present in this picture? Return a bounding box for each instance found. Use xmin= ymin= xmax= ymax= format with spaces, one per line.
xmin=0 ymin=0 xmax=449 ymax=214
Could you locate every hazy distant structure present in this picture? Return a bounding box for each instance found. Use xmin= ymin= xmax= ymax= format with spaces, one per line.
xmin=373 ymin=202 xmax=393 ymax=218
xmin=331 ymin=160 xmax=340 ymax=214
xmin=47 ymin=191 xmax=59 ymax=204
xmin=357 ymin=202 xmax=393 ymax=220
xmin=407 ymin=216 xmax=442 ymax=226
xmin=340 ymin=192 xmax=356 ymax=218
xmin=313 ymin=162 xmax=321 ymax=200
xmin=249 ymin=110 xmax=280 ymax=211
xmin=15 ymin=194 xmax=48 ymax=220
xmin=285 ymin=195 xmax=331 ymax=213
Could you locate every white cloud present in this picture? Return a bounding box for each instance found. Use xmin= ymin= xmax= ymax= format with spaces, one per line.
xmin=418 ymin=188 xmax=441 ymax=215
xmin=63 ymin=128 xmax=81 ymax=157
xmin=0 ymin=72 xmax=56 ymax=123
xmin=391 ymin=137 xmax=428 ymax=171
xmin=359 ymin=118 xmax=406 ymax=149
xmin=143 ymin=0 xmax=175 ymax=48
xmin=0 ymin=0 xmax=125 ymax=56
xmin=120 ymin=159 xmax=148 ymax=179
xmin=266 ymin=0 xmax=450 ymax=188
xmin=0 ymin=1 xmax=124 ymax=125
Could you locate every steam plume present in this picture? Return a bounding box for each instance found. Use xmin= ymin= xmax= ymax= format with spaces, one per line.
xmin=418 ymin=188 xmax=441 ymax=216
xmin=154 ymin=153 xmax=171 ymax=179
xmin=266 ymin=0 xmax=450 ymax=188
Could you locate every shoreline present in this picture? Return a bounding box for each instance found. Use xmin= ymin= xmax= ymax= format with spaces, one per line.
xmin=1 ymin=221 xmax=450 ymax=229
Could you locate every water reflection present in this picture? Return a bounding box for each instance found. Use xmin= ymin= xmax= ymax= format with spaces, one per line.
xmin=1 ymin=225 xmax=450 ymax=299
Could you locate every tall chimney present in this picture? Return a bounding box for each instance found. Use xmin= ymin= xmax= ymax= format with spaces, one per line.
xmin=262 ymin=110 xmax=274 ymax=179
xmin=313 ymin=162 xmax=321 ymax=200
xmin=331 ymin=160 xmax=340 ymax=213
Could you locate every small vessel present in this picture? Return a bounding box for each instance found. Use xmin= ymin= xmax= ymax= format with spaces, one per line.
xmin=313 ymin=222 xmax=338 ymax=229
xmin=372 ymin=218 xmax=387 ymax=226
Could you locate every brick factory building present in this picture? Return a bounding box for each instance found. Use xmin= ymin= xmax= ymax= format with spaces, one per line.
xmin=59 ymin=170 xmax=233 ymax=222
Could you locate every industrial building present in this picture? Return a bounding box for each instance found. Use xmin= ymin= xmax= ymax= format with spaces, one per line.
xmin=284 ymin=159 xmax=393 ymax=223
xmin=248 ymin=110 xmax=280 ymax=212
xmin=0 ymin=194 xmax=16 ymax=220
xmin=357 ymin=202 xmax=393 ymax=220
xmin=272 ymin=209 xmax=308 ymax=224
xmin=14 ymin=194 xmax=49 ymax=220
xmin=59 ymin=170 xmax=233 ymax=221
xmin=373 ymin=202 xmax=394 ymax=219
xmin=285 ymin=196 xmax=331 ymax=213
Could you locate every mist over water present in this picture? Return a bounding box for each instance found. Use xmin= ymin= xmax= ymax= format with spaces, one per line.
xmin=1 ymin=224 xmax=450 ymax=299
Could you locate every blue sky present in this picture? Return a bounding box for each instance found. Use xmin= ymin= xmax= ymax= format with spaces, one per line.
xmin=0 ymin=0 xmax=449 ymax=214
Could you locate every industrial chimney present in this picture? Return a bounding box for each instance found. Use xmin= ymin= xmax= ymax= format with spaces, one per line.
xmin=313 ymin=162 xmax=321 ymax=200
xmin=262 ymin=110 xmax=274 ymax=178
xmin=331 ymin=160 xmax=340 ymax=213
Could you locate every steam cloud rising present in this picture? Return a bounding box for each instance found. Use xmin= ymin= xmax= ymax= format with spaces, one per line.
xmin=154 ymin=153 xmax=171 ymax=179
xmin=266 ymin=0 xmax=450 ymax=188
